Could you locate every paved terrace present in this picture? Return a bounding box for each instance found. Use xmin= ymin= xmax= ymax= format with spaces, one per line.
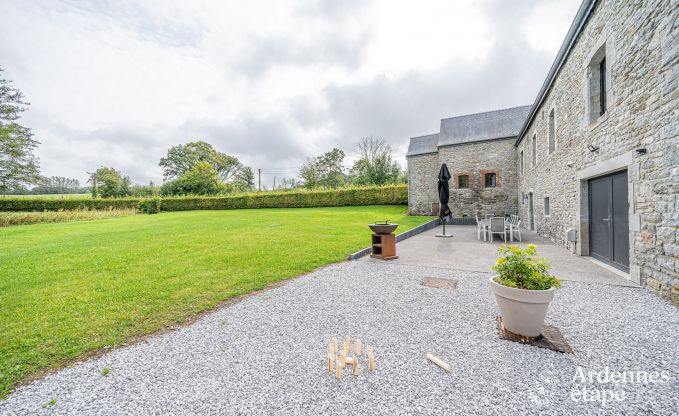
xmin=361 ymin=225 xmax=638 ymax=287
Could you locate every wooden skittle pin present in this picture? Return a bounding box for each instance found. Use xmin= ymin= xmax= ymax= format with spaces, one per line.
xmin=327 ymin=354 xmax=335 ymax=373
xmin=426 ymin=353 xmax=450 ymax=372
xmin=355 ymin=339 xmax=362 ymax=356
xmin=343 ymin=336 xmax=351 ymax=355
xmin=367 ymin=351 xmax=375 ymax=371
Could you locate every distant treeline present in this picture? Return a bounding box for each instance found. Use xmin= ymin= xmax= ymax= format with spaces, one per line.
xmin=4 ymin=177 xmax=90 ymax=195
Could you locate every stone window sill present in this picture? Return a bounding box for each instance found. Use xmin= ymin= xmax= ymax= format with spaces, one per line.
xmin=588 ymin=112 xmax=609 ymax=131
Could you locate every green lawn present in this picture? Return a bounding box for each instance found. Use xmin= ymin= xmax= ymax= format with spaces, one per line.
xmin=0 ymin=205 xmax=429 ymax=397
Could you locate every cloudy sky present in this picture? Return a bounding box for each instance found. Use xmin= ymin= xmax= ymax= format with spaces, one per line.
xmin=1 ymin=0 xmax=581 ymax=187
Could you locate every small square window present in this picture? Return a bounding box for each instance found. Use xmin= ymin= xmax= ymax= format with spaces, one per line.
xmin=458 ymin=175 xmax=469 ymax=189
xmin=544 ymin=197 xmax=550 ymax=216
xmin=484 ymin=173 xmax=497 ymax=188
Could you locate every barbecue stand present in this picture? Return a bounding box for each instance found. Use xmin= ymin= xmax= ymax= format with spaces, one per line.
xmin=369 ymin=222 xmax=399 ymax=260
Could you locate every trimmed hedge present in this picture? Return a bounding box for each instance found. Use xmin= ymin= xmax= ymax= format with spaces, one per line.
xmin=137 ymin=196 xmax=161 ymax=214
xmin=0 ymin=185 xmax=408 ymax=212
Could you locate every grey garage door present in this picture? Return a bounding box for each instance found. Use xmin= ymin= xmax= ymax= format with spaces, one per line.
xmin=589 ymin=171 xmax=629 ymax=272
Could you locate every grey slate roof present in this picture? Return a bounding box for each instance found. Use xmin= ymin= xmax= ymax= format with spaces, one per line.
xmin=406 ymin=133 xmax=439 ymax=157
xmin=438 ymin=105 xmax=532 ymax=147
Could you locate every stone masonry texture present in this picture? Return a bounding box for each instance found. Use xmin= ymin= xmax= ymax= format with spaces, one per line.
xmin=407 ymin=153 xmax=438 ymax=215
xmin=407 ymin=0 xmax=678 ymax=305
xmin=515 ymin=0 xmax=677 ymax=304
xmin=407 ymin=138 xmax=518 ymax=219
xmin=438 ymin=138 xmax=518 ymax=219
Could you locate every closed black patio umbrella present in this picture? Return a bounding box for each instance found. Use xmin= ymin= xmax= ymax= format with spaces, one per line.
xmin=437 ymin=163 xmax=453 ymax=238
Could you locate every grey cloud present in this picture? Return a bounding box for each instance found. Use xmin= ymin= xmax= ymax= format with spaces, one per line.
xmin=295 ymin=0 xmax=374 ymax=20
xmin=232 ymin=0 xmax=374 ymax=79
xmin=298 ymin=7 xmax=558 ymax=156
xmin=44 ymin=123 xmax=169 ymax=181
xmin=232 ymin=31 xmax=372 ymax=79
xmin=54 ymin=0 xmax=205 ymax=48
xmin=178 ymin=117 xmax=308 ymax=164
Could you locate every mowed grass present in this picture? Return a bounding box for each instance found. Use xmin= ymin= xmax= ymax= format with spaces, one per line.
xmin=0 ymin=206 xmax=429 ymax=397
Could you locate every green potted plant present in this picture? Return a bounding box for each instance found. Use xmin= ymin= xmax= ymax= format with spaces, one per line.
xmin=490 ymin=244 xmax=561 ymax=337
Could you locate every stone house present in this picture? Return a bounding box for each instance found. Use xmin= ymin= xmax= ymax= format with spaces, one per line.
xmin=407 ymin=106 xmax=530 ymax=219
xmin=406 ymin=0 xmax=678 ymax=304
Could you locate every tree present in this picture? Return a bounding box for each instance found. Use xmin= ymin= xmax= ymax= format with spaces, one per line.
xmin=278 ymin=177 xmax=301 ymax=190
xmin=0 ymin=66 xmax=40 ymax=193
xmin=160 ymin=161 xmax=225 ymax=196
xmin=129 ymin=181 xmax=160 ymax=197
xmin=299 ymin=157 xmax=321 ymax=189
xmin=232 ymin=166 xmax=255 ymax=192
xmin=90 ymin=167 xmax=130 ymax=198
xmin=31 ymin=177 xmax=83 ymax=194
xmin=159 ymin=141 xmax=242 ymax=182
xmin=350 ymin=137 xmax=401 ymax=186
xmin=298 ymin=148 xmax=346 ymax=189
xmin=316 ymin=148 xmax=346 ymax=188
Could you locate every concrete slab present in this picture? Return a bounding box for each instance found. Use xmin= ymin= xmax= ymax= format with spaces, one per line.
xmin=360 ymin=225 xmax=639 ymax=287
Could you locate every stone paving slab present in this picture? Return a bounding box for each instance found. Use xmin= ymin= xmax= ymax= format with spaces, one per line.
xmin=362 ymin=225 xmax=638 ymax=287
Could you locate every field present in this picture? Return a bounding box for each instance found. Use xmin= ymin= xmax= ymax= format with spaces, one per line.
xmin=0 ymin=206 xmax=429 ymax=397
xmin=0 ymin=208 xmax=137 ymax=227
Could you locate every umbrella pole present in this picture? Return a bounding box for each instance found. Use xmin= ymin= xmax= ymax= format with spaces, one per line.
xmin=436 ymin=217 xmax=453 ymax=238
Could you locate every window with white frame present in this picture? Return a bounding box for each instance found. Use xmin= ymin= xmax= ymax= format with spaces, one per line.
xmin=544 ymin=197 xmax=550 ymax=216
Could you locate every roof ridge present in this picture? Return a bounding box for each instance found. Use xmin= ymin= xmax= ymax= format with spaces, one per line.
xmin=440 ymin=105 xmax=532 ymax=122
xmin=410 ymin=133 xmax=439 ymax=140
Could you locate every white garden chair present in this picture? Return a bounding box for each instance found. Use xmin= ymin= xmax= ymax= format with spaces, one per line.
xmin=489 ymin=217 xmax=506 ymax=243
xmin=509 ymin=219 xmax=522 ymax=242
xmin=476 ymin=214 xmax=487 ymax=241
xmin=504 ymin=215 xmax=522 ymax=242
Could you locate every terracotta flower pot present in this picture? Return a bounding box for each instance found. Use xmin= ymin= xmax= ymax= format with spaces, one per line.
xmin=489 ymin=276 xmax=556 ymax=337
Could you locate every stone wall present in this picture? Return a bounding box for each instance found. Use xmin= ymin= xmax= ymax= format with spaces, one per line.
xmin=407 ymin=153 xmax=438 ymax=215
xmin=516 ymin=0 xmax=678 ymax=304
xmin=438 ymin=138 xmax=518 ymax=218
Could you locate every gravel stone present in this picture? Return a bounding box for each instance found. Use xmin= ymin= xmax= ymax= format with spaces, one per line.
xmin=1 ymin=261 xmax=677 ymax=415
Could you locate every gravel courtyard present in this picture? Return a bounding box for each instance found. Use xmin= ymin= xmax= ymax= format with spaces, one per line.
xmin=1 ymin=261 xmax=677 ymax=415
